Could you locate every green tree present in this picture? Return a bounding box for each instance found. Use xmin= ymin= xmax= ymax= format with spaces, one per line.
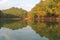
xmin=0 ymin=10 xmax=4 ymax=18
xmin=2 ymin=7 xmax=28 ymax=18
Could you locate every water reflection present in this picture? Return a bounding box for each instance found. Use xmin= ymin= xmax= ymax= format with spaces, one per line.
xmin=28 ymin=21 xmax=60 ymax=40
xmin=0 ymin=21 xmax=3 ymax=28
xmin=0 ymin=20 xmax=60 ymax=40
xmin=0 ymin=26 xmax=48 ymax=40
xmin=0 ymin=20 xmax=27 ymax=30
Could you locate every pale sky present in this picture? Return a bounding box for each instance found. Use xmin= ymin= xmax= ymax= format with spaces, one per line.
xmin=0 ymin=0 xmax=40 ymax=11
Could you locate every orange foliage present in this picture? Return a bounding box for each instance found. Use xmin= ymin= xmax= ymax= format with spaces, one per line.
xmin=57 ymin=2 xmax=60 ymax=8
xmin=38 ymin=11 xmax=43 ymax=16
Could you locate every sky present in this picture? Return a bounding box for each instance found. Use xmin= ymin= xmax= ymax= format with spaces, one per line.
xmin=0 ymin=0 xmax=40 ymax=11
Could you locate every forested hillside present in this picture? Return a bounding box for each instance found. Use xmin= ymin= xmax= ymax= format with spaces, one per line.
xmin=28 ymin=0 xmax=60 ymax=19
xmin=0 ymin=0 xmax=60 ymax=20
xmin=0 ymin=7 xmax=28 ymax=18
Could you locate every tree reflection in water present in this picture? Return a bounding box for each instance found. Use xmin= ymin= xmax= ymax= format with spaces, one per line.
xmin=0 ymin=20 xmax=27 ymax=30
xmin=0 ymin=20 xmax=60 ymax=40
xmin=0 ymin=20 xmax=4 ymax=28
xmin=28 ymin=20 xmax=60 ymax=40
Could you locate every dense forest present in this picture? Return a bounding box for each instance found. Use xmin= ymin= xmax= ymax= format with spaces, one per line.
xmin=0 ymin=7 xmax=28 ymax=19
xmin=28 ymin=0 xmax=60 ymax=21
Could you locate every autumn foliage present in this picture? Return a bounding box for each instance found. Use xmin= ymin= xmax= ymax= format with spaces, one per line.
xmin=28 ymin=0 xmax=60 ymax=20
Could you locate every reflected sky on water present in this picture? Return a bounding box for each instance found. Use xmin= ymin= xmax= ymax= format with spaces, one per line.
xmin=0 ymin=26 xmax=48 ymax=40
xmin=0 ymin=20 xmax=60 ymax=40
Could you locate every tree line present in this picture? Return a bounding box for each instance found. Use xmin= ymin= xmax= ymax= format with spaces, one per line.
xmin=0 ymin=7 xmax=28 ymax=19
xmin=0 ymin=0 xmax=60 ymax=20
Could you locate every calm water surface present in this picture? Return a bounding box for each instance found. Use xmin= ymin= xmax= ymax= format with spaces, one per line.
xmin=0 ymin=20 xmax=60 ymax=40
xmin=0 ymin=26 xmax=48 ymax=40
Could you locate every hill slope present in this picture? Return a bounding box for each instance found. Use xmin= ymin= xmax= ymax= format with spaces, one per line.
xmin=28 ymin=0 xmax=60 ymax=18
xmin=2 ymin=7 xmax=28 ymax=18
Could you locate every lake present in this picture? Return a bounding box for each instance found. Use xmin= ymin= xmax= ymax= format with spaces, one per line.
xmin=0 ymin=20 xmax=60 ymax=40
